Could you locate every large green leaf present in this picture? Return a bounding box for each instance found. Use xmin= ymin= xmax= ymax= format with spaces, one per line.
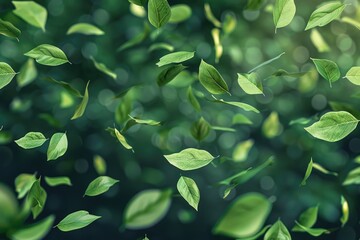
xmin=177 ymin=176 xmax=200 ymax=211
xmin=9 ymin=215 xmax=55 ymax=240
xmin=56 ymin=210 xmax=101 ymax=232
xmin=15 ymin=132 xmax=47 ymax=149
xmin=198 ymin=60 xmax=229 ymax=95
xmin=12 ymin=1 xmax=47 ymax=31
xmin=0 ymin=62 xmax=17 ymax=90
xmin=148 ymin=0 xmax=171 ymax=28
xmin=273 ymin=0 xmax=296 ymax=32
xmin=264 ymin=220 xmax=291 ymax=240
xmin=305 ymin=111 xmax=359 ymax=142
xmin=305 ymin=2 xmax=345 ymax=30
xmin=0 ymin=19 xmax=21 ymax=41
xmin=67 ymin=23 xmax=104 ymax=35
xmin=156 ymin=51 xmax=194 ymax=67
xmin=311 ymin=58 xmax=340 ymax=87
xmin=164 ymin=148 xmax=215 ymax=171
xmin=25 ymin=44 xmax=70 ymax=66
xmin=84 ymin=176 xmax=119 ymax=197
xmin=47 ymin=132 xmax=68 ymax=161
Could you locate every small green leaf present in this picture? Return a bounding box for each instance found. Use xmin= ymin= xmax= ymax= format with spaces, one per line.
xmin=213 ymin=193 xmax=271 ymax=238
xmin=44 ymin=176 xmax=72 ymax=187
xmin=312 ymin=162 xmax=338 ymax=176
xmin=26 ymin=179 xmax=47 ymax=219
xmin=0 ymin=62 xmax=17 ymax=90
xmin=47 ymin=132 xmax=68 ymax=161
xmin=262 ymin=112 xmax=283 ymax=138
xmin=122 ymin=116 xmax=161 ymax=132
xmin=198 ymin=60 xmax=229 ymax=95
xmin=293 ymin=221 xmax=330 ymax=236
xmin=264 ymin=219 xmax=291 ymax=240
xmin=164 ymin=148 xmax=215 ymax=171
xmin=204 ymin=3 xmax=221 ymax=28
xmin=311 ymin=58 xmax=340 ymax=87
xmin=345 ymin=67 xmax=360 ymax=85
xmin=91 ymin=57 xmax=117 ymax=79
xmin=71 ymin=81 xmax=90 ymax=120
xmin=222 ymin=12 xmax=237 ymax=34
xmin=15 ymin=173 xmax=37 ymax=199
xmin=248 ymin=52 xmax=285 ymax=73
xmin=292 ymin=205 xmax=318 ymax=231
xmin=271 ymin=69 xmax=307 ymax=78
xmin=232 ymin=139 xmax=254 ymax=162
xmin=212 ymin=96 xmax=260 ymax=113
xmin=156 ymin=51 xmax=194 ymax=67
xmin=211 ymin=28 xmax=223 ymax=63
xmin=340 ymin=196 xmax=349 ymax=227
xmin=148 ymin=42 xmax=174 ymax=52
xmin=114 ymin=128 xmax=133 ymax=151
xmin=273 ymin=0 xmax=296 ymax=32
xmin=148 ymin=0 xmax=171 ymax=28
xmin=15 ymin=132 xmax=47 ymax=149
xmin=17 ymin=59 xmax=37 ymax=88
xmin=300 ymin=158 xmax=313 ymax=186
xmin=67 ymin=23 xmax=104 ymax=35
xmin=56 ymin=210 xmax=101 ymax=232
xmin=310 ymin=29 xmax=330 ymax=53
xmin=191 ymin=117 xmax=210 ymax=142
xmin=177 ymin=176 xmax=200 ymax=211
xmin=9 ymin=215 xmax=55 ymax=240
xmin=12 ymin=1 xmax=47 ymax=31
xmin=169 ymin=4 xmax=192 ymax=23
xmin=187 ymin=86 xmax=201 ymax=112
xmin=124 ymin=189 xmax=172 ymax=229
xmin=305 ymin=2 xmax=345 ymax=30
xmin=232 ymin=114 xmax=253 ymax=125
xmin=118 ymin=23 xmax=150 ymax=52
xmin=0 ymin=19 xmax=21 ymax=40
xmin=44 ymin=77 xmax=82 ymax=98
xmin=341 ymin=17 xmax=360 ymax=30
xmin=84 ymin=176 xmax=119 ymax=197
xmin=93 ymin=155 xmax=107 ymax=175
xmin=25 ymin=44 xmax=69 ymax=66
xmin=157 ymin=64 xmax=187 ymax=86
xmin=237 ymin=72 xmax=263 ymax=95
xmin=343 ymin=167 xmax=360 ymax=185
xmin=304 ymin=111 xmax=359 ymax=142
xmin=211 ymin=126 xmax=236 ymax=132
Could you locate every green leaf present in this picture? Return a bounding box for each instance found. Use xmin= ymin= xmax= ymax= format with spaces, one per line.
xmin=262 ymin=112 xmax=283 ymax=138
xmin=305 ymin=2 xmax=345 ymax=30
xmin=114 ymin=128 xmax=133 ymax=151
xmin=118 ymin=23 xmax=150 ymax=52
xmin=84 ymin=176 xmax=119 ymax=197
xmin=236 ymin=225 xmax=271 ymax=240
xmin=271 ymin=69 xmax=307 ymax=78
xmin=293 ymin=221 xmax=330 ymax=236
xmin=311 ymin=58 xmax=340 ymax=87
xmin=124 ymin=189 xmax=172 ymax=229
xmin=198 ymin=60 xmax=229 ymax=95
xmin=211 ymin=126 xmax=236 ymax=132
xmin=0 ymin=19 xmax=21 ymax=41
xmin=12 ymin=1 xmax=47 ymax=31
xmin=129 ymin=0 xmax=147 ymax=7
xmin=0 ymin=183 xmax=18 ymax=230
xmin=156 ymin=51 xmax=194 ymax=67
xmin=157 ymin=64 xmax=187 ymax=86
xmin=67 ymin=23 xmax=104 ymax=35
xmin=310 ymin=29 xmax=330 ymax=53
xmin=122 ymin=116 xmax=161 ymax=132
xmin=24 ymin=44 xmax=70 ymax=66
xmin=204 ymin=3 xmax=221 ymax=28
xmin=232 ymin=114 xmax=253 ymax=125
xmin=187 ymin=86 xmax=201 ymax=112
xmin=91 ymin=57 xmax=117 ymax=79
xmin=148 ymin=42 xmax=174 ymax=52
xmin=148 ymin=0 xmax=171 ymax=28
xmin=71 ymin=81 xmax=90 ymax=120
xmin=169 ymin=4 xmax=192 ymax=23
xmin=246 ymin=0 xmax=266 ymax=10
xmin=15 ymin=173 xmax=37 ymax=199
xmin=93 ymin=155 xmax=107 ymax=175
xmin=0 ymin=62 xmax=17 ymax=90
xmin=312 ymin=162 xmax=338 ymax=176
xmin=17 ymin=59 xmax=37 ymax=88
xmin=345 ymin=67 xmax=360 ymax=85
xmin=211 ymin=28 xmax=223 ymax=63
xmin=289 ymin=116 xmax=313 ymax=126
xmin=213 ymin=193 xmax=271 ymax=238
xmin=304 ymin=111 xmax=359 ymax=142
xmin=44 ymin=176 xmax=72 ymax=187
xmin=15 ymin=132 xmax=47 ymax=149
xmin=44 ymin=77 xmax=82 ymax=98
xmin=222 ymin=12 xmax=237 ymax=34
xmin=340 ymin=196 xmax=349 ymax=227
xmin=47 ymin=132 xmax=68 ymax=161
xmin=177 ymin=176 xmax=200 ymax=211
xmin=264 ymin=220 xmax=291 ymax=240
xmin=341 ymin=17 xmax=360 ymax=30
xmin=164 ymin=148 xmax=215 ymax=171
xmin=9 ymin=215 xmax=55 ymax=240
xmin=26 ymin=179 xmax=47 ymax=219
xmin=237 ymin=72 xmax=263 ymax=95
xmin=292 ymin=206 xmax=318 ymax=231
xmin=212 ymin=96 xmax=260 ymax=113
xmin=273 ymin=0 xmax=296 ymax=32
xmin=191 ymin=117 xmax=210 ymax=142
xmin=300 ymin=158 xmax=313 ymax=186
xmin=56 ymin=210 xmax=101 ymax=232
xmin=343 ymin=167 xmax=360 ymax=185
xmin=232 ymin=139 xmax=254 ymax=162
xmin=248 ymin=52 xmax=285 ymax=73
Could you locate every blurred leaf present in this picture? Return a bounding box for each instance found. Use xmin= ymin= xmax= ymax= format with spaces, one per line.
xmin=212 ymin=96 xmax=259 ymax=112
xmin=340 ymin=196 xmax=349 ymax=227
xmin=115 ymin=96 xmax=132 ymax=124
xmin=0 ymin=18 xmax=21 ymax=41
xmin=15 ymin=174 xmax=37 ymax=199
xmin=114 ymin=127 xmax=133 ymax=151
xmin=236 ymin=225 xmax=271 ymax=240
xmin=44 ymin=176 xmax=72 ymax=187
xmin=262 ymin=112 xmax=282 ymax=138
xmin=44 ymin=77 xmax=82 ymax=97
xmin=26 ymin=179 xmax=46 ymax=219
xmin=9 ymin=215 xmax=54 ymax=240
xmin=148 ymin=42 xmax=174 ymax=52
xmin=66 ymin=23 xmax=104 ymax=35
xmin=341 ymin=17 xmax=360 ymax=30
xmin=293 ymin=221 xmax=330 ymax=236
xmin=0 ymin=183 xmax=18 ymax=230
xmin=271 ymin=69 xmax=307 ymax=78
xmin=56 ymin=210 xmax=101 ymax=232
xmin=169 ymin=4 xmax=192 ymax=23
xmin=191 ymin=117 xmax=210 ymax=142
xmin=343 ymin=167 xmax=360 ymax=185
xmin=187 ymin=86 xmax=201 ymax=112
xmin=311 ymin=58 xmax=340 ymax=87
xmin=157 ymin=64 xmax=187 ymax=86
xmin=71 ymin=81 xmax=90 ymax=120
xmin=25 ymin=44 xmax=69 ymax=66
xmin=213 ymin=193 xmax=271 ymax=238
xmin=156 ymin=51 xmax=194 ymax=67
xmin=292 ymin=205 xmax=318 ymax=231
xmin=345 ymin=67 xmax=360 ymax=86
xmin=124 ymin=189 xmax=172 ymax=229
xmin=305 ymin=2 xmax=345 ymax=30
xmin=177 ymin=176 xmax=200 ymax=211
xmin=300 ymin=158 xmax=313 ymax=186
xmin=204 ymin=3 xmax=221 ymax=28
xmin=93 ymin=155 xmax=107 ymax=175
xmin=232 ymin=139 xmax=254 ymax=162
xmin=164 ymin=148 xmax=215 ymax=171
xmin=237 ymin=72 xmax=263 ymax=95
xmin=91 ymin=57 xmax=117 ymax=79
xmin=289 ymin=117 xmax=313 ymax=126
xmin=273 ymin=0 xmax=296 ymax=32
xmin=211 ymin=126 xmax=236 ymax=132
xmin=304 ymin=111 xmax=358 ymax=142
xmin=211 ymin=28 xmax=223 ymax=63
xmin=84 ymin=176 xmax=119 ymax=197
xmin=312 ymin=162 xmax=338 ymax=176
xmin=199 ymin=60 xmax=229 ymax=95
xmin=310 ymin=29 xmax=330 ymax=52
xmin=0 ymin=62 xmax=17 ymax=90
xmin=148 ymin=0 xmax=171 ymax=28
xmin=47 ymin=132 xmax=68 ymax=161
xmin=128 ymin=0 xmax=147 ymax=7
xmin=17 ymin=59 xmax=37 ymax=88
xmin=118 ymin=23 xmax=150 ymax=52
xmin=264 ymin=219 xmax=291 ymax=240
xmin=15 ymin=132 xmax=47 ymax=149
xmin=222 ymin=12 xmax=237 ymax=34
xmin=12 ymin=1 xmax=47 ymax=31
xmin=248 ymin=52 xmax=285 ymax=73
xmin=232 ymin=114 xmax=253 ymax=125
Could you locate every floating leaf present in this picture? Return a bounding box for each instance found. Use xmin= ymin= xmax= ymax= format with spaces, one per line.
xmin=212 ymin=96 xmax=260 ymax=113
xmin=340 ymin=196 xmax=349 ymax=227
xmin=114 ymin=128 xmax=133 ymax=151
xmin=304 ymin=111 xmax=359 ymax=142
xmin=204 ymin=3 xmax=221 ymax=27
xmin=345 ymin=67 xmax=360 ymax=85
xmin=91 ymin=57 xmax=117 ymax=79
xmin=0 ymin=19 xmax=21 ymax=40
xmin=305 ymin=2 xmax=345 ymax=30
xmin=26 ymin=179 xmax=47 ymax=219
xmin=199 ymin=60 xmax=229 ymax=95
xmin=44 ymin=176 xmax=72 ymax=187
xmin=177 ymin=176 xmax=200 ymax=211
xmin=164 ymin=148 xmax=215 ymax=171
xmin=25 ymin=44 xmax=69 ymax=66
xmin=213 ymin=193 xmax=271 ymax=238
xmin=187 ymin=86 xmax=201 ymax=112
xmin=271 ymin=69 xmax=307 ymax=78
xmin=47 ymin=132 xmax=68 ymax=161
xmin=71 ymin=81 xmax=90 ymax=120
xmin=129 ymin=0 xmax=147 ymax=7
xmin=84 ymin=176 xmax=119 ymax=197
xmin=12 ymin=1 xmax=47 ymax=31
xmin=237 ymin=72 xmax=263 ymax=95
xmin=232 ymin=139 xmax=254 ymax=162
xmin=17 ymin=59 xmax=37 ymax=88
xmin=293 ymin=221 xmax=330 ymax=236
xmin=191 ymin=117 xmax=210 ymax=142
xmin=157 ymin=64 xmax=187 ymax=86
xmin=248 ymin=52 xmax=285 ymax=73
xmin=56 ymin=210 xmax=101 ymax=232
xmin=156 ymin=51 xmax=194 ymax=67
xmin=9 ymin=215 xmax=55 ymax=240
xmin=222 ymin=12 xmax=237 ymax=34
xmin=343 ymin=167 xmax=360 ymax=185
xmin=15 ymin=173 xmax=37 ymax=199
xmin=289 ymin=116 xmax=313 ymax=126
xmin=264 ymin=219 xmax=291 ymax=240
xmin=211 ymin=126 xmax=236 ymax=132
xmin=236 ymin=225 xmax=271 ymax=240
xmin=45 ymin=77 xmax=82 ymax=98
xmin=122 ymin=116 xmax=161 ymax=132
xmin=211 ymin=28 xmax=223 ymax=63
xmin=273 ymin=0 xmax=296 ymax=32
xmin=232 ymin=114 xmax=253 ymax=125
xmin=169 ymin=4 xmax=192 ymax=23
xmin=148 ymin=42 xmax=174 ymax=52
xmin=300 ymin=158 xmax=313 ymax=186
xmin=67 ymin=23 xmax=104 ymax=35
xmin=310 ymin=29 xmax=330 ymax=52
xmin=93 ymin=155 xmax=107 ymax=175
xmin=118 ymin=23 xmax=150 ymax=52
xmin=0 ymin=62 xmax=17 ymax=90
xmin=312 ymin=162 xmax=338 ymax=176
xmin=311 ymin=58 xmax=340 ymax=87
xmin=262 ymin=112 xmax=282 ymax=138
xmin=148 ymin=0 xmax=171 ymax=28
xmin=292 ymin=205 xmax=318 ymax=231
xmin=124 ymin=189 xmax=172 ymax=229
xmin=15 ymin=132 xmax=47 ymax=149
xmin=341 ymin=17 xmax=360 ymax=30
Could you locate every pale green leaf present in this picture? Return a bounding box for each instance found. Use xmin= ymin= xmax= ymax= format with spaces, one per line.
xmin=232 ymin=139 xmax=254 ymax=162
xmin=12 ymin=1 xmax=47 ymax=31
xmin=93 ymin=155 xmax=107 ymax=175
xmin=198 ymin=60 xmax=229 ymax=95
xmin=222 ymin=12 xmax=237 ymax=34
xmin=15 ymin=132 xmax=47 ymax=149
xmin=237 ymin=72 xmax=263 ymax=95
xmin=25 ymin=44 xmax=69 ymax=66
xmin=114 ymin=128 xmax=133 ymax=151
xmin=305 ymin=2 xmax=345 ymax=30
xmin=0 ymin=19 xmax=21 ymax=40
xmin=0 ymin=183 xmax=18 ymax=230
xmin=67 ymin=23 xmax=104 ymax=35
xmin=232 ymin=114 xmax=253 ymax=125
xmin=156 ymin=51 xmax=194 ymax=67
xmin=128 ymin=0 xmax=147 ymax=7
xmin=345 ymin=67 xmax=360 ymax=85
xmin=44 ymin=77 xmax=82 ymax=98
xmin=264 ymin=220 xmax=291 ymax=240
xmin=84 ymin=176 xmax=119 ymax=197
xmin=118 ymin=23 xmax=150 ymax=52
xmin=26 ymin=179 xmax=47 ymax=219
xmin=91 ymin=57 xmax=117 ymax=79
xmin=212 ymin=96 xmax=260 ymax=113
xmin=343 ymin=167 xmax=360 ymax=185
xmin=47 ymin=132 xmax=68 ymax=161
xmin=148 ymin=42 xmax=174 ymax=52
xmin=17 ymin=59 xmax=37 ymax=88
xmin=157 ymin=64 xmax=187 ymax=86
xmin=312 ymin=162 xmax=338 ymax=176
xmin=177 ymin=176 xmax=200 ymax=211
xmin=0 ymin=62 xmax=17 ymax=90
xmin=15 ymin=173 xmax=36 ymax=199
xmin=273 ymin=0 xmax=296 ymax=32
xmin=148 ymin=0 xmax=171 ymax=28
xmin=236 ymin=225 xmax=271 ymax=240
xmin=340 ymin=196 xmax=349 ymax=227
xmin=211 ymin=28 xmax=223 ymax=63
xmin=341 ymin=17 xmax=360 ymax=30
xmin=204 ymin=3 xmax=221 ymax=27
xmin=56 ymin=210 xmax=101 ymax=232
xmin=10 ymin=215 xmax=55 ymax=240
xmin=310 ymin=29 xmax=330 ymax=53
xmin=211 ymin=126 xmax=236 ymax=132
xmin=292 ymin=205 xmax=318 ymax=231
xmin=300 ymin=158 xmax=313 ymax=186
xmin=169 ymin=4 xmax=192 ymax=23
xmin=311 ymin=58 xmax=340 ymax=87
xmin=44 ymin=176 xmax=72 ymax=187
xmin=262 ymin=112 xmax=283 ymax=138
xmin=164 ymin=148 xmax=215 ymax=171
xmin=71 ymin=81 xmax=90 ymax=120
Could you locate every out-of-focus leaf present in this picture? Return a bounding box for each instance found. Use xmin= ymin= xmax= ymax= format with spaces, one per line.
xmin=44 ymin=176 xmax=72 ymax=187
xmin=93 ymin=155 xmax=107 ymax=175
xmin=0 ymin=62 xmax=17 ymax=90
xmin=0 ymin=19 xmax=21 ymax=41
xmin=91 ymin=57 xmax=117 ymax=79
xmin=262 ymin=112 xmax=282 ymax=138
xmin=293 ymin=221 xmax=330 ymax=236
xmin=44 ymin=77 xmax=82 ymax=97
xmin=9 ymin=215 xmax=55 ymax=240
xmin=187 ymin=86 xmax=201 ymax=112
xmin=222 ymin=12 xmax=237 ymax=34
xmin=292 ymin=205 xmax=318 ymax=231
xmin=169 ymin=4 xmax=192 ymax=23
xmin=17 ymin=59 xmax=37 ymax=88
xmin=26 ymin=179 xmax=46 ymax=219
xmin=310 ymin=29 xmax=330 ymax=52
xmin=343 ymin=167 xmax=360 ymax=185
xmin=118 ymin=23 xmax=150 ymax=52
xmin=157 ymin=64 xmax=187 ymax=86
xmin=341 ymin=17 xmax=360 ymax=30
xmin=232 ymin=139 xmax=254 ymax=162
xmin=15 ymin=173 xmax=37 ymax=199
xmin=312 ymin=162 xmax=338 ymax=176
xmin=12 ymin=1 xmax=47 ymax=31
xmin=191 ymin=117 xmax=210 ymax=142
xmin=232 ymin=114 xmax=253 ymax=125
xmin=211 ymin=28 xmax=223 ymax=63
xmin=248 ymin=52 xmax=285 ymax=73
xmin=148 ymin=42 xmax=174 ymax=52
xmin=66 ymin=23 xmax=104 ymax=35
xmin=204 ymin=3 xmax=221 ymax=27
